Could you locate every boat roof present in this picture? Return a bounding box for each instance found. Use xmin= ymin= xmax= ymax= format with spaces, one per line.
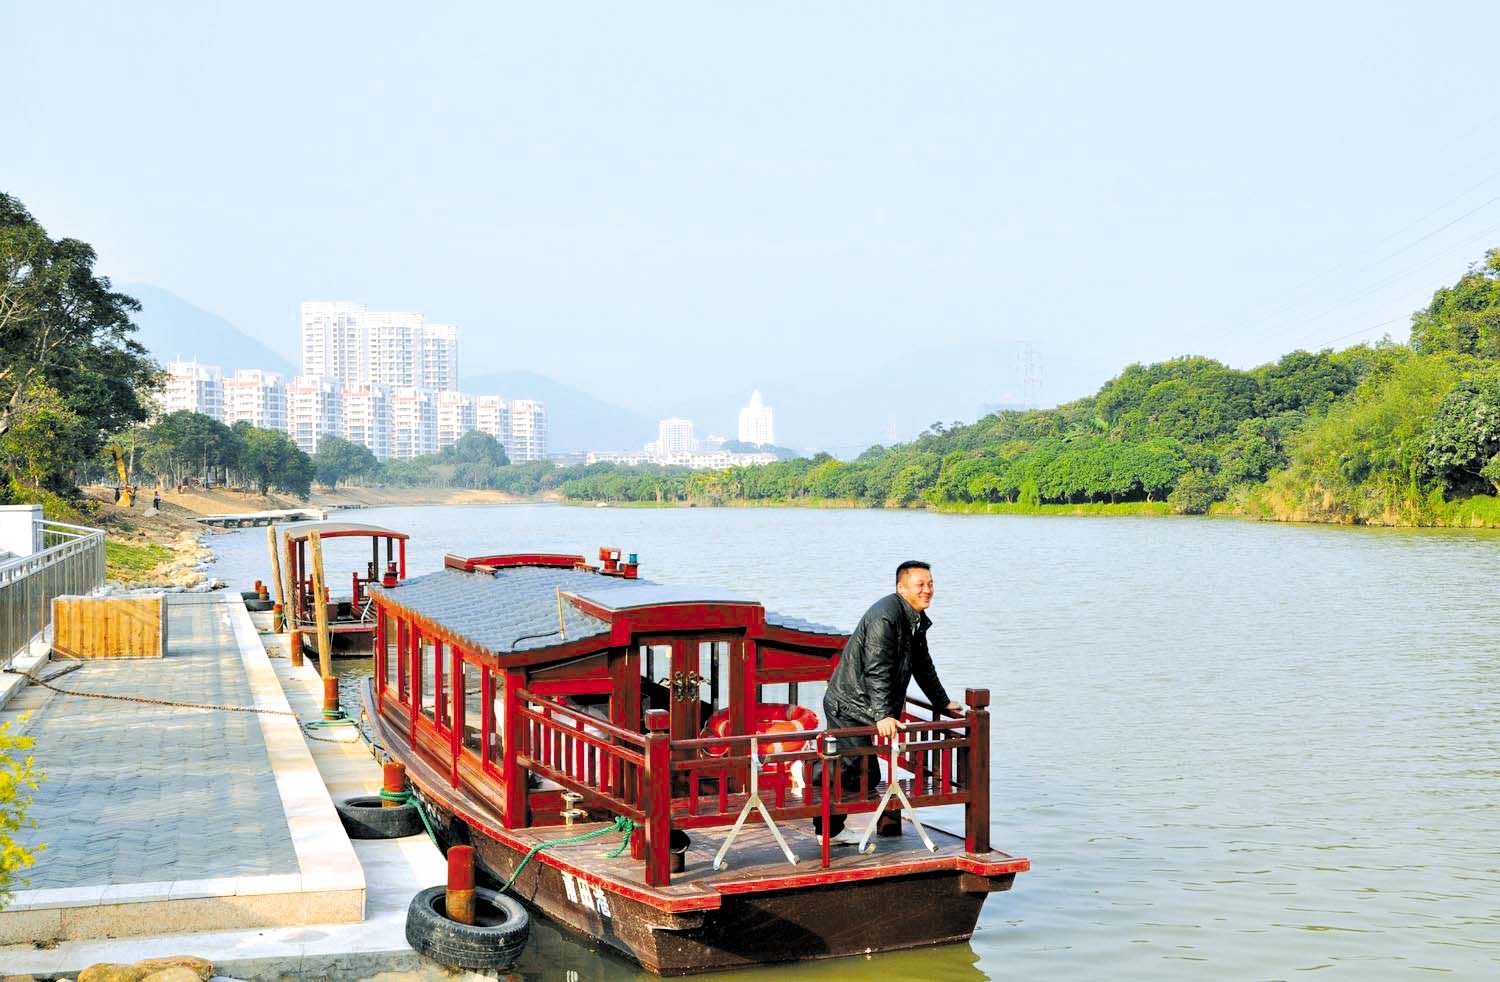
xmin=282 ymin=521 xmax=409 ymax=542
xmin=370 ymin=562 xmax=844 ymax=655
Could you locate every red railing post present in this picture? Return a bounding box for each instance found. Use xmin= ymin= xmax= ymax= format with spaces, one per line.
xmin=964 ymin=688 xmax=991 ymax=854
xmin=643 ymin=709 xmax=672 ymax=886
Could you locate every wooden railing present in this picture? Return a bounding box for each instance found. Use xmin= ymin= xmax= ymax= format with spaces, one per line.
xmin=511 ymin=687 xmax=992 ymax=888
xmin=514 ymin=688 xmax=648 ymax=821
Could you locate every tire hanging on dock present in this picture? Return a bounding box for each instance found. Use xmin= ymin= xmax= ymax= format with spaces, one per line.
xmin=335 ymin=794 xmax=425 ymax=839
xmin=405 ymin=885 xmax=530 ymax=971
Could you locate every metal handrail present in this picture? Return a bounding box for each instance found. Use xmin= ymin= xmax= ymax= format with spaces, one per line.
xmin=1 ymin=520 xmax=106 ymax=669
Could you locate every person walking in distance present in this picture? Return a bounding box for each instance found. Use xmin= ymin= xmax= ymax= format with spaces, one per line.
xmin=816 ymin=560 xmax=965 ymax=845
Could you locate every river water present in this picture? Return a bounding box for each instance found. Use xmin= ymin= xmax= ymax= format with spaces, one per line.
xmin=208 ymin=504 xmax=1500 ymax=981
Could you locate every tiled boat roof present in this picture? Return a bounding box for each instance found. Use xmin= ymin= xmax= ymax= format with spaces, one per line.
xmin=371 ymin=564 xmax=844 ymax=654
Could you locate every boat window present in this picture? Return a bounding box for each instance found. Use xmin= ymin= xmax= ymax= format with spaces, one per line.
xmin=382 ymin=612 xmax=398 ymax=692
xmin=461 ymin=659 xmax=482 ymax=756
xmin=638 ymin=643 xmax=673 ymax=714
xmin=436 ymin=642 xmax=451 ymax=731
xmin=419 ymin=636 xmax=437 ymax=722
xmin=487 ymin=670 xmax=506 ymax=768
xmin=698 ymin=641 xmax=732 ymax=717
xmin=398 ymin=621 xmax=410 ymax=703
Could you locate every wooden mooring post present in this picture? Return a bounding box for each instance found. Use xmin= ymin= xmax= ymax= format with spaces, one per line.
xmin=267 ymin=524 xmax=287 ymax=632
xmin=964 ymin=688 xmax=990 ymax=855
xmin=307 ymin=530 xmax=334 ymax=679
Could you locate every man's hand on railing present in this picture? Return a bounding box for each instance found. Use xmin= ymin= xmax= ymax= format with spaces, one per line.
xmin=946 ymin=701 xmax=965 ymax=716
xmin=875 ymin=716 xmax=906 ymax=739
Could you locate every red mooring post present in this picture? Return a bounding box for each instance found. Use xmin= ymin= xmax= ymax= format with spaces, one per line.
xmin=642 ymin=709 xmax=672 ymax=887
xmin=382 ymin=761 xmax=406 ymax=808
xmin=289 ymin=630 xmax=304 ymax=667
xmin=965 ymin=688 xmax=991 ymax=854
xmin=447 ymin=845 xmax=476 ymax=925
xmin=322 ymin=676 xmax=340 ymax=720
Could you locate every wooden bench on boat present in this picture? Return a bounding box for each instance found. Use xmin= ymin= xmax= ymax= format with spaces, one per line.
xmin=362 ymin=548 xmax=1028 ymax=975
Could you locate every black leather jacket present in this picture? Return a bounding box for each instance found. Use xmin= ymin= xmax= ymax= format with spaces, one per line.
xmin=825 ymin=592 xmax=950 ymax=724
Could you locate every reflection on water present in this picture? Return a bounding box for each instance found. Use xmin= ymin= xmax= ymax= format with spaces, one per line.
xmin=212 ymin=506 xmax=1500 ymax=980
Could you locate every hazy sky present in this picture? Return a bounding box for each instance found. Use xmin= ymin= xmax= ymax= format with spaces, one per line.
xmin=9 ymin=2 xmax=1500 ymax=449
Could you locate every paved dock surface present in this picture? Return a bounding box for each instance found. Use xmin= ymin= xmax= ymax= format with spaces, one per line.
xmin=10 ymin=596 xmax=298 ymax=887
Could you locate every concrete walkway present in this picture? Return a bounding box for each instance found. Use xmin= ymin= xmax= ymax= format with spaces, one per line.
xmin=1 ymin=608 xmax=452 ymax=979
xmin=10 ymin=596 xmax=298 ymax=886
xmin=0 ymin=593 xmax=363 ymax=948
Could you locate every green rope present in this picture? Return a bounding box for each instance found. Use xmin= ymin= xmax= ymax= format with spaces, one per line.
xmin=380 ymin=788 xmax=441 ymax=846
xmin=498 ymin=815 xmax=636 ymax=893
xmin=306 ymin=708 xmax=358 ymax=729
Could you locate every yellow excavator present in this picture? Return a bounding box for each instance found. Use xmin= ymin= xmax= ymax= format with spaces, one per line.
xmin=107 ymin=441 xmax=136 ymax=507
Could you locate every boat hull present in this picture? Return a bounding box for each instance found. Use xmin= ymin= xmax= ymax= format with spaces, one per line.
xmin=421 ymin=795 xmax=1009 ymax=975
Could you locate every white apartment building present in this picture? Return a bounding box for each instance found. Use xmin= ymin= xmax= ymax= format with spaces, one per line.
xmin=357 ymin=311 xmax=427 ymax=388
xmin=661 ymin=450 xmax=777 ymax=470
xmin=390 ymin=387 xmax=438 ymax=460
xmin=436 ymin=390 xmax=476 ymax=450
xmin=286 ymin=377 xmax=342 ymax=454
xmin=342 ymin=383 xmax=392 ymax=461
xmin=423 ymin=325 xmax=459 ymax=392
xmin=223 ymin=369 xmax=286 ymax=431
xmin=737 ymin=390 xmax=774 ymax=446
xmin=507 ymin=400 xmax=548 ymax=462
xmin=301 ymin=301 xmax=462 ymax=391
xmin=161 ymin=360 xmax=225 ymax=421
xmin=300 ymin=302 xmax=365 ymax=382
xmin=476 ymin=396 xmax=508 ymax=443
xmin=657 ymin=418 xmax=696 ymax=457
xmin=587 ymin=450 xmax=656 ymax=466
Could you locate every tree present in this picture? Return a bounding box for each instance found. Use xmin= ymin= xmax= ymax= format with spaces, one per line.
xmin=0 ymin=714 xmax=45 ymax=906
xmin=0 ymin=193 xmax=158 ymax=471
xmin=1410 ymin=248 xmax=1500 ymax=358
xmin=1255 ymin=350 xmax=1356 ymax=415
xmin=239 ymin=427 xmax=313 ymax=496
xmin=313 ymin=436 xmax=378 ymax=488
xmin=0 ymin=381 xmax=90 ymax=491
xmin=1422 ymin=374 xmax=1500 ymax=496
xmin=443 ymin=430 xmax=509 ymax=468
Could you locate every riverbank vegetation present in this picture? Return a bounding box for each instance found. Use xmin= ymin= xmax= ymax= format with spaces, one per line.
xmin=557 ymin=248 xmax=1500 ymax=526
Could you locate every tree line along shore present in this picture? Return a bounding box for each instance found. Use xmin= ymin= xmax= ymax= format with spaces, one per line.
xmin=8 ymin=185 xmax=1500 ymax=545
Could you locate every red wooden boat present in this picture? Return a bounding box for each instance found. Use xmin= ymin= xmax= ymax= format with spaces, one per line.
xmin=281 ymin=521 xmax=408 ymax=658
xmin=362 ymin=547 xmax=1027 ymax=975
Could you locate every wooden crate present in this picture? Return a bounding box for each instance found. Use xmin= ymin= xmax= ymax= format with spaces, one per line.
xmin=52 ymin=595 xmax=167 ymax=659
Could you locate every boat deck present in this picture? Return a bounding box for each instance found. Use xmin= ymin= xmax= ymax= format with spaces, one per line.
xmin=503 ymin=815 xmax=1026 ymax=908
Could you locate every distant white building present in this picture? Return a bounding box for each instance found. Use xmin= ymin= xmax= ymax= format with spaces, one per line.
xmin=586 ymin=450 xmax=656 ymax=466
xmin=658 ymin=450 xmax=778 ymax=470
xmin=436 ymin=390 xmax=476 ymax=451
xmin=300 ymin=301 xmax=461 ymax=390
xmin=286 ymin=377 xmax=342 ymax=454
xmin=508 ymin=400 xmax=548 ymax=462
xmin=223 ymin=369 xmax=286 ymax=431
xmin=300 ymin=302 xmax=365 ymax=383
xmin=342 ymin=382 xmax=392 ymax=461
xmin=390 ymin=387 xmax=438 ymax=460
xmin=657 ymin=418 xmax=696 ymax=457
xmin=423 ymin=325 xmax=459 ymax=392
xmin=737 ymin=390 xmax=774 ymax=446
xmin=475 ymin=396 xmax=508 ymax=444
xmin=161 ymin=360 xmax=225 ymax=421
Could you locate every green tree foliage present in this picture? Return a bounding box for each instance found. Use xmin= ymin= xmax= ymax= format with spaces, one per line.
xmin=442 ymin=430 xmax=509 ymax=468
xmin=1 ymin=714 xmax=45 ymax=905
xmin=0 ymin=382 xmax=90 ymax=492
xmin=239 ymin=427 xmax=313 ymax=496
xmin=1421 ymin=373 xmax=1500 ymax=497
xmin=1410 ymin=248 xmax=1500 ymax=357
xmin=0 ymin=192 xmax=159 ymax=495
xmin=313 ymin=435 xmax=378 ymax=488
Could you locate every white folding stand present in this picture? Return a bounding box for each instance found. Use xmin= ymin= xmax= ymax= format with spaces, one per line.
xmin=712 ymin=736 xmax=799 ymax=870
xmin=857 ymin=731 xmax=939 ymax=855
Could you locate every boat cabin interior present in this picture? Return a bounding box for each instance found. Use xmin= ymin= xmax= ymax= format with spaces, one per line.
xmin=367 ymin=549 xmax=1013 ymax=891
xmin=282 ymin=521 xmax=408 ymax=654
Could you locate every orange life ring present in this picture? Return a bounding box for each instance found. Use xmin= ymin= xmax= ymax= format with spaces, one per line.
xmin=700 ymin=703 xmax=819 ymax=757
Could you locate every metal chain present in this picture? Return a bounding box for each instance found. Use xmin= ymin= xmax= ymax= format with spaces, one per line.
xmin=1 ymin=667 xmax=297 ymax=717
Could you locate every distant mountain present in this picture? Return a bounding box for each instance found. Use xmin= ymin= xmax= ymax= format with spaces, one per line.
xmin=122 ymin=283 xmax=296 ymax=377
xmin=461 ymin=370 xmax=654 ymax=454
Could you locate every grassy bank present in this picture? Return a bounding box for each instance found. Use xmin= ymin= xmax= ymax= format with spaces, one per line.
xmin=935 ymin=500 xmax=1176 ymax=517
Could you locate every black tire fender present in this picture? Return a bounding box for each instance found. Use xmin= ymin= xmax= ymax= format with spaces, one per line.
xmin=335 ymin=794 xmax=424 ymax=839
xmin=244 ymin=598 xmax=274 ymax=612
xmin=405 ymin=884 xmax=530 ymax=971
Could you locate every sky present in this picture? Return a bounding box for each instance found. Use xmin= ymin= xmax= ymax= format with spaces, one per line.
xmin=9 ymin=2 xmax=1500 ymax=451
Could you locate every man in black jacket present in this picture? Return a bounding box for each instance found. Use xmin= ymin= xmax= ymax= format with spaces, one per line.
xmin=816 ymin=560 xmax=964 ymax=844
